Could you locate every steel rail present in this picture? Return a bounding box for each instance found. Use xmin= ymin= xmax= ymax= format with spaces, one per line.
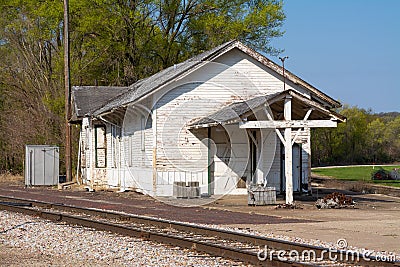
xmin=1 ymin=195 xmax=399 ymax=267
xmin=0 ymin=202 xmax=314 ymax=267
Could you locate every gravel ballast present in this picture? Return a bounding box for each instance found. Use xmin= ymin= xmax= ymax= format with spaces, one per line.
xmin=0 ymin=211 xmax=249 ymax=266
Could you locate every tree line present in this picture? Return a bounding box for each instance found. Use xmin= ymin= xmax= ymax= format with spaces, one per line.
xmin=0 ymin=0 xmax=285 ymax=173
xmin=1 ymin=1 xmax=398 ymax=174
xmin=312 ymin=107 xmax=400 ymax=166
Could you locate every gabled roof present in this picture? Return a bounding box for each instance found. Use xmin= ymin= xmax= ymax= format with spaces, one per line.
xmin=187 ymin=90 xmax=345 ymax=129
xmin=93 ymin=41 xmax=238 ymax=116
xmin=71 ymin=86 xmax=129 ymax=121
xmin=93 ymin=40 xmax=341 ymax=117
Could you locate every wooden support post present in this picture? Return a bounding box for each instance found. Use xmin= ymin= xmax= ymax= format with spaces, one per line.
xmin=239 ymin=99 xmax=339 ymax=202
xmin=266 ymin=107 xmax=286 ymax=148
xmin=246 ymin=130 xmax=258 ymax=148
xmin=291 ymin=108 xmax=313 ymax=146
xmin=306 ymin=128 xmax=312 ymax=194
xmin=284 ymin=96 xmax=293 ymax=204
xmin=63 ymin=0 xmax=72 ymax=182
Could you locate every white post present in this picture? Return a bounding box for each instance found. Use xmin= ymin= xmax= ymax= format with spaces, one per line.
xmin=256 ymin=131 xmax=264 ymax=185
xmin=152 ymin=108 xmax=157 ymax=196
xmin=284 ymin=96 xmax=293 ymax=204
xmin=306 ymin=127 xmax=312 ymax=193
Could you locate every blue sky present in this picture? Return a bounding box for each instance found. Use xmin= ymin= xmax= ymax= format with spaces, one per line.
xmin=270 ymin=0 xmax=399 ymax=113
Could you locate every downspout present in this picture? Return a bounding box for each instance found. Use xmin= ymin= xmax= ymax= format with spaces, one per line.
xmin=207 ymin=127 xmax=212 ymax=196
xmin=117 ymin=135 xmax=121 ymax=190
xmin=87 ymin=117 xmax=95 ymax=191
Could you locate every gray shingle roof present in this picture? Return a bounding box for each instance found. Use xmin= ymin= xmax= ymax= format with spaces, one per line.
xmin=93 ymin=40 xmax=238 ymax=116
xmin=88 ymin=40 xmax=341 ymax=117
xmin=71 ymin=86 xmax=129 ymax=121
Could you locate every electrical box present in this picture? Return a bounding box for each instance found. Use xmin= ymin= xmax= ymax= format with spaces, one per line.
xmin=25 ymin=145 xmax=59 ymax=186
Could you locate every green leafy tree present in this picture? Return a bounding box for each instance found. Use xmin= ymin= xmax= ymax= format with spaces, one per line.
xmin=312 ymin=106 xmax=400 ymax=166
xmin=0 ymin=0 xmax=65 ymax=173
xmin=68 ymin=0 xmax=285 ymax=84
xmin=0 ymin=0 xmax=286 ymax=173
xmin=366 ymin=118 xmax=387 ymax=163
xmin=384 ymin=116 xmax=400 ymax=161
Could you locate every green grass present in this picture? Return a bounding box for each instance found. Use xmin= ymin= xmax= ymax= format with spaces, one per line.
xmin=312 ymin=165 xmax=400 ymax=187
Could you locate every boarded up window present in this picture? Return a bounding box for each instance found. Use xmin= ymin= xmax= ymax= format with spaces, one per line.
xmin=95 ymin=125 xmax=106 ymax=168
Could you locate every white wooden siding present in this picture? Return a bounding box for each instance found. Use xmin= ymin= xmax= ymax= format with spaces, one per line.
xmin=151 ymin=48 xmax=313 ymax=195
xmin=262 ymin=131 xmax=282 ymax=190
xmin=122 ymin=104 xmax=153 ymax=169
xmin=213 ymin=49 xmax=311 ymax=98
xmin=81 ymin=48 xmax=314 ymax=195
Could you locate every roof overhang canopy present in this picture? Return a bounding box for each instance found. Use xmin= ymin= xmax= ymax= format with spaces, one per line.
xmin=98 ymin=106 xmax=127 ymax=126
xmin=70 ymin=86 xmax=129 ymax=123
xmin=187 ymin=90 xmax=346 ymax=130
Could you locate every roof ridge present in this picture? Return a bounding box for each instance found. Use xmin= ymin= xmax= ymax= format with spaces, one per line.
xmin=92 ymin=40 xmax=340 ymax=117
xmin=94 ymin=40 xmax=239 ymax=116
xmin=127 ymin=40 xmax=237 ymax=90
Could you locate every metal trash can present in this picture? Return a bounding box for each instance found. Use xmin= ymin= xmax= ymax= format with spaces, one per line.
xmin=248 ymin=185 xmax=276 ymax=206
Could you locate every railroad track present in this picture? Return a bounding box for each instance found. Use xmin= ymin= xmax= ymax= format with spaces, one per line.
xmin=0 ymin=195 xmax=398 ymax=267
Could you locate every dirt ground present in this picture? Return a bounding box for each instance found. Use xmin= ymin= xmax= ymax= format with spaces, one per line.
xmin=1 ymin=174 xmax=399 ymax=256
xmin=206 ymin=186 xmax=400 ymax=255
